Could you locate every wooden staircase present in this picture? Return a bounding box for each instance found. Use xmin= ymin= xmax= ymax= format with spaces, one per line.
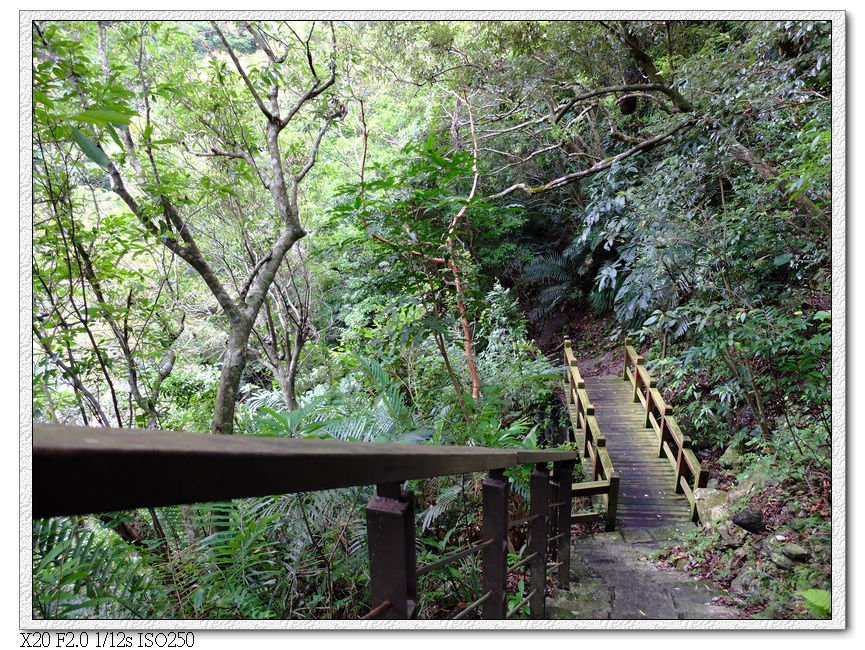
xmin=584 ymin=375 xmax=692 ymax=527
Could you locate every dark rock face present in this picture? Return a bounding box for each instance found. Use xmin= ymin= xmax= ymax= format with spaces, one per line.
xmin=732 ymin=509 xmax=765 ymax=533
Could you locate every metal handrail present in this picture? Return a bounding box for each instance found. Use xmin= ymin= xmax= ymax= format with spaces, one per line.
xmin=416 ymin=539 xmax=494 ymax=577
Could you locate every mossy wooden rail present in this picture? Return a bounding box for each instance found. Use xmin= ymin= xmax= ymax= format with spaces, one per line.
xmin=563 ymin=340 xmax=620 ymax=531
xmin=32 ymin=422 xmax=578 ymax=620
xmin=622 ymin=338 xmax=709 ymax=522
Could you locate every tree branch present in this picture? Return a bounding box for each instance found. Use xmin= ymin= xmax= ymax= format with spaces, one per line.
xmin=611 ymin=21 xmax=693 ymax=113
xmin=297 ymin=110 xmax=341 ymax=183
xmin=491 ymin=117 xmax=696 ymax=198
xmin=183 ymin=141 xmax=271 ymax=189
xmin=212 ymin=21 xmax=273 ymax=121
xmin=279 ymin=21 xmax=337 ymax=130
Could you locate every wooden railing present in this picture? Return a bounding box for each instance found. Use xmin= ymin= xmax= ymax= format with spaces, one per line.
xmin=33 ymin=423 xmax=578 ymax=620
xmin=622 ymin=338 xmax=709 ymax=521
xmin=562 ymin=340 xmax=620 ymax=531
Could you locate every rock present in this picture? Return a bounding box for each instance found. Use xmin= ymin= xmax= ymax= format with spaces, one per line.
xmin=732 ymin=509 xmax=765 ymax=534
xmin=781 ymin=543 xmax=810 ymax=561
xmin=694 ymin=487 xmax=729 ymax=525
xmin=707 ymin=478 xmax=719 ymax=489
xmin=719 ymin=445 xmax=742 ymax=468
xmin=775 ymin=534 xmax=787 ymax=542
xmin=755 ymin=601 xmax=787 ymax=619
xmin=730 ymin=569 xmax=763 ymax=596
xmin=770 ymin=552 xmax=796 ymax=570
xmin=715 ymin=522 xmax=748 ymax=550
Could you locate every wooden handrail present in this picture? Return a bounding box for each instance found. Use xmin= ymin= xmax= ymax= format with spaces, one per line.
xmin=621 ymin=338 xmax=709 ymax=522
xmin=562 ymin=339 xmax=620 ymax=531
xmin=33 ymin=421 xmax=578 ymax=621
xmin=33 ymin=423 xmax=574 ymax=519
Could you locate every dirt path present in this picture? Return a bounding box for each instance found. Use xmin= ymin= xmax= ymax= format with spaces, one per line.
xmin=547 ymin=525 xmax=740 ymax=620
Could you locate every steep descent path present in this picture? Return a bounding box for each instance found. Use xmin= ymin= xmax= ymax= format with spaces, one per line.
xmin=584 ymin=375 xmax=692 ymax=528
xmin=547 ymin=526 xmax=739 ymax=620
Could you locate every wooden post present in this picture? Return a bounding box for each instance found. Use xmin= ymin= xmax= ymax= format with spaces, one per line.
xmin=366 ymin=482 xmax=417 ymax=619
xmin=674 ymin=436 xmax=691 ymax=494
xmin=689 ymin=496 xmax=699 ymax=523
xmin=583 ymin=404 xmax=594 ymax=459
xmin=554 ymin=460 xmax=574 ymax=589
xmin=644 ymin=380 xmax=656 ymax=428
xmin=592 ymin=436 xmax=605 ymax=480
xmin=564 ymin=339 xmax=573 ymax=406
xmin=481 ymin=469 xmax=509 ymax=619
xmin=605 ymin=470 xmax=620 ymax=532
xmin=658 ymin=405 xmax=673 ymax=458
xmin=623 ymin=337 xmax=633 ymax=380
xmin=548 ymin=474 xmax=559 ymax=566
xmin=529 ymin=463 xmax=549 ymax=619
xmin=632 ymin=356 xmax=644 ymax=403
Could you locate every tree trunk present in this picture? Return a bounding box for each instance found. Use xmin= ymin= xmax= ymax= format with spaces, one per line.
xmin=276 ymin=366 xmax=299 ymax=412
xmin=213 ymin=321 xmax=253 ymax=435
xmin=284 ymin=331 xmax=304 ymax=411
xmin=449 ymin=259 xmax=482 ymax=401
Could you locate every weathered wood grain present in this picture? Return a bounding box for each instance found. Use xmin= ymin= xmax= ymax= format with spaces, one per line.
xmin=33 ymin=423 xmax=574 ymax=518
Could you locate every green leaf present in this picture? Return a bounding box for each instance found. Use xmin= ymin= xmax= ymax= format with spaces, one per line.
xmin=71 ymin=109 xmax=134 ymax=125
xmin=106 ymin=123 xmax=124 ymax=149
xmin=62 ymin=598 xmax=106 ymax=612
xmin=70 ymin=127 xmax=110 ymax=170
xmin=773 ymin=253 xmax=792 ymax=267
xmin=798 ymin=589 xmax=831 ymax=617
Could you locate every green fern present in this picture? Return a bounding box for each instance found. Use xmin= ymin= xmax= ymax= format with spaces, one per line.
xmin=798 ymin=588 xmax=831 ymax=618
xmin=419 ymin=483 xmax=464 ymax=531
xmin=33 ymin=517 xmax=171 ymax=619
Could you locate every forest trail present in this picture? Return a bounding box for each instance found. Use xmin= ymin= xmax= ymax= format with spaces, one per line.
xmin=583 ymin=375 xmax=692 ymax=527
xmin=547 ymin=525 xmax=740 ymax=620
xmin=551 ymin=372 xmax=738 ymax=620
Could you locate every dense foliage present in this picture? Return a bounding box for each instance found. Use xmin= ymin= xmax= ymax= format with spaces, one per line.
xmin=31 ymin=19 xmax=833 ymax=620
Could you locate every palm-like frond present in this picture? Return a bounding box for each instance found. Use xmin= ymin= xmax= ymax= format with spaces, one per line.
xmin=32 ymin=517 xmax=171 ymax=619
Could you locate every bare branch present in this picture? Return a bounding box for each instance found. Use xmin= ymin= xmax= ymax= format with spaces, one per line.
xmin=491 ymin=117 xmax=696 ymax=198
xmin=183 ymin=141 xmax=271 ymax=189
xmin=297 ymin=110 xmax=341 ymax=183
xmin=212 ymin=21 xmax=273 ymax=121
xmin=446 ymin=89 xmax=480 ymax=236
xmin=107 ymin=163 xmax=241 ymax=321
xmin=238 ymin=252 xmax=272 ymax=301
xmin=553 ymin=83 xmax=678 ymax=122
xmin=241 ymin=21 xmax=282 ymax=62
xmin=279 ymin=21 xmax=337 ymax=130
xmin=486 ymin=144 xmax=564 ymax=175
